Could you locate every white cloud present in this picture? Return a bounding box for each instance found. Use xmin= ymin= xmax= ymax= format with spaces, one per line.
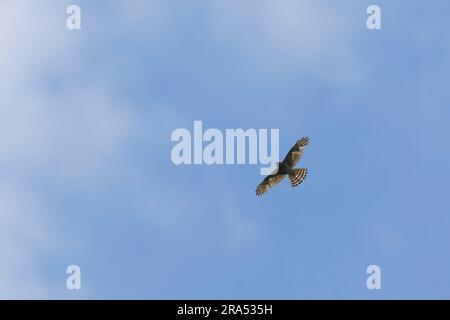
xmin=209 ymin=0 xmax=360 ymax=84
xmin=0 ymin=183 xmax=52 ymax=298
xmin=0 ymin=1 xmax=137 ymax=297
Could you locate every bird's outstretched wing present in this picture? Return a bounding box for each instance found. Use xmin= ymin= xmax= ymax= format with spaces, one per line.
xmin=256 ymin=174 xmax=285 ymax=196
xmin=282 ymin=137 xmax=309 ymax=167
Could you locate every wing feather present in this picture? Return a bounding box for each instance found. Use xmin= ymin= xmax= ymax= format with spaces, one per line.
xmin=255 ymin=174 xmax=285 ymax=196
xmin=282 ymin=137 xmax=309 ymax=167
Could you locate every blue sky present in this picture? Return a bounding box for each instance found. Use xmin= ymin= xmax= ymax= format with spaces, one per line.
xmin=1 ymin=0 xmax=450 ymax=299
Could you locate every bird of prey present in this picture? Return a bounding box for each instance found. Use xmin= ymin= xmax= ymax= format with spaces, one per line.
xmin=256 ymin=137 xmax=309 ymax=196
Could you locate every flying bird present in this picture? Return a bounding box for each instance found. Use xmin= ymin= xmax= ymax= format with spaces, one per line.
xmin=256 ymin=137 xmax=309 ymax=196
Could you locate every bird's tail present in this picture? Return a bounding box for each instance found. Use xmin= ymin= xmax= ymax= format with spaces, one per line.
xmin=289 ymin=168 xmax=308 ymax=187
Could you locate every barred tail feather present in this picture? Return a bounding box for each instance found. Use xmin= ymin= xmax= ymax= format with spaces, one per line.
xmin=289 ymin=168 xmax=308 ymax=187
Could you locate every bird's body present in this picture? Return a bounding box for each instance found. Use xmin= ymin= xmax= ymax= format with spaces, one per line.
xmin=256 ymin=137 xmax=309 ymax=196
xmin=276 ymin=161 xmax=294 ymax=175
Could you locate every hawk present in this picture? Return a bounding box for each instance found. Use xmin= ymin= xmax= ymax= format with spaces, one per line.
xmin=256 ymin=137 xmax=309 ymax=196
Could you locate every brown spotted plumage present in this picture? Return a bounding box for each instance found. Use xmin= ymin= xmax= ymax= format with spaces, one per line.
xmin=255 ymin=137 xmax=309 ymax=196
xmin=256 ymin=174 xmax=285 ymax=196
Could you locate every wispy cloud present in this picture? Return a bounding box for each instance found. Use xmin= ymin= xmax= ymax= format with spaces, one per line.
xmin=0 ymin=1 xmax=138 ymax=297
